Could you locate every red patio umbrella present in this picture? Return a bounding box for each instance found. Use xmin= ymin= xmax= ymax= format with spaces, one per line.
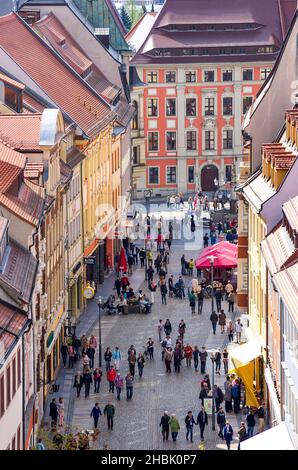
xmin=196 ymin=241 xmax=237 ymax=269
xmin=118 ymin=246 xmax=127 ymax=273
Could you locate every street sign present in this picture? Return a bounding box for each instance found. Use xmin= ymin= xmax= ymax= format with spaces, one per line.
xmin=84 ymin=256 xmax=96 ymax=265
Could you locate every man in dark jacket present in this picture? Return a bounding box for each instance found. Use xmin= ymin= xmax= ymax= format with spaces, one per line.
xmin=217 ymin=407 xmax=226 ymax=439
xmin=87 ymin=346 xmax=95 ymax=369
xmin=210 ymin=311 xmax=219 ymax=334
xmin=197 ymin=290 xmax=204 ymax=314
xmin=49 ymin=399 xmax=58 ymax=429
xmin=197 ymin=407 xmax=208 ymax=440
xmin=60 ymin=342 xmax=68 ymax=368
xmin=90 ymin=403 xmax=102 ymax=428
xmin=73 ymin=372 xmax=83 ymax=397
xmin=83 ymin=369 xmax=92 ymax=398
xmin=185 ymin=411 xmax=196 ymax=443
xmin=213 ymin=385 xmax=224 ymax=412
xmin=160 ymin=411 xmax=170 ymax=441
xmin=104 ymin=402 xmax=115 ymax=430
xmin=199 ymin=347 xmax=208 ymax=374
xmin=215 ymin=289 xmax=222 ymax=313
xmin=246 ymin=409 xmax=256 ymax=438
xmin=139 ymin=248 xmax=146 ymax=268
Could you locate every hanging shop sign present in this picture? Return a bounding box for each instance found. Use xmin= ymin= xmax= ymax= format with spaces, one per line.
xmin=83 ymin=284 xmax=95 ymax=300
xmin=84 ymin=256 xmax=96 ymax=265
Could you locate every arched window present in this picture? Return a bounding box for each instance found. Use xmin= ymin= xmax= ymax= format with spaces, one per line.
xmin=132 ymin=100 xmax=138 ymax=130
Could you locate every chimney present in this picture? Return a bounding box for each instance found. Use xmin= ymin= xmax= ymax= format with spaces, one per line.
xmin=94 ymin=28 xmax=110 ymax=49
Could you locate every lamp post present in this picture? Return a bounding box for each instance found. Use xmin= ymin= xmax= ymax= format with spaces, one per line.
xmin=97 ymin=296 xmax=102 ymax=367
xmin=144 ymin=189 xmax=152 ymax=281
xmin=210 ymin=348 xmax=217 ymax=431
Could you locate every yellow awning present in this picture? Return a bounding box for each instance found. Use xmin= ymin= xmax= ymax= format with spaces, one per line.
xmin=229 ymin=340 xmax=262 ymax=408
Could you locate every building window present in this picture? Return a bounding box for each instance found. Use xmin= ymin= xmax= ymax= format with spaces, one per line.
xmin=223 ymin=129 xmax=233 ymax=149
xmin=147 ymin=71 xmax=158 ymax=83
xmin=147 ymin=98 xmax=158 ymax=117
xmin=12 ymin=357 xmax=16 ymax=398
xmin=204 ymin=70 xmax=215 ymax=82
xmin=133 ymin=146 xmax=140 ymax=165
xmin=222 ymin=69 xmax=233 ymax=81
xmin=243 ymin=69 xmax=253 ymax=80
xmin=166 ymin=166 xmax=177 ymax=184
xmin=205 ymin=130 xmax=215 ymax=150
xmin=166 ymin=98 xmax=176 ymax=116
xmin=223 ymin=97 xmax=233 ymax=115
xmin=186 ymin=130 xmax=197 ymax=150
xmin=185 ymin=71 xmax=196 ymax=82
xmin=204 ymin=97 xmax=215 ymax=116
xmin=165 ymin=71 xmax=176 ymax=82
xmin=225 ymin=165 xmax=232 ymax=181
xmin=6 ymin=365 xmax=11 ymax=408
xmin=148 ymin=132 xmax=159 ymax=151
xmin=17 ymin=348 xmax=21 ymax=387
xmin=149 ymin=167 xmax=159 ymax=184
xmin=188 ymin=166 xmax=195 ymax=183
xmin=243 ymin=96 xmax=253 ymax=115
xmin=202 ymin=48 xmax=209 ymax=55
xmin=166 ymin=131 xmax=177 ymax=151
xmin=261 ymin=68 xmax=272 ymax=80
xmin=186 ymin=98 xmax=196 ymax=116
xmin=0 ymin=374 xmax=4 ymax=417
xmin=132 ymin=101 xmax=138 ymax=129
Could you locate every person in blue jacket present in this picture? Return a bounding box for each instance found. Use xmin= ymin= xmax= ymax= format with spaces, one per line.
xmin=223 ymin=421 xmax=234 ymax=450
xmin=90 ymin=402 xmax=102 ymax=429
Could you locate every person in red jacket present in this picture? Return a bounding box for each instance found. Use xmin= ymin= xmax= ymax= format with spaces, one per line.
xmin=184 ymin=344 xmax=193 ymax=368
xmin=107 ymin=366 xmax=117 ymax=393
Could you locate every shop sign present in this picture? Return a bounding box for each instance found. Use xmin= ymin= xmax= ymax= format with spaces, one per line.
xmin=83 ymin=285 xmax=95 ymax=299
xmin=46 ymin=331 xmax=54 ymax=349
xmin=204 ymin=398 xmax=213 ymax=415
xmin=84 ymin=256 xmax=96 ymax=265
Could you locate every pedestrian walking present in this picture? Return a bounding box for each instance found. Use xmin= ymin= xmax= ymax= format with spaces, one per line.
xmin=197 ymin=290 xmax=204 ymax=314
xmin=168 ymin=274 xmax=174 ymax=298
xmin=225 ymin=280 xmax=233 ymax=300
xmin=184 ymin=344 xmax=193 ymax=368
xmin=104 ymin=347 xmax=112 ymax=371
xmin=73 ymin=372 xmax=83 ymax=398
xmin=210 ymin=311 xmax=219 ymax=334
xmin=199 ymin=347 xmax=208 ymax=374
xmin=112 ymin=346 xmax=121 ymax=370
xmin=215 ymin=288 xmax=222 ymax=313
xmin=215 ymin=351 xmax=221 ymax=375
xmin=224 ymin=379 xmax=232 ymax=413
xmin=228 ymin=291 xmax=235 ymax=312
xmin=223 ymin=349 xmax=229 ymax=375
xmin=197 ymin=407 xmax=208 ymax=440
xmin=87 ymin=345 xmax=95 ymax=369
xmin=235 ymin=319 xmax=243 ymax=343
xmin=185 ymin=411 xmax=196 ymax=443
xmin=164 ymin=347 xmax=173 ymax=373
xmin=57 ymin=397 xmax=65 ymax=427
xmin=160 ymin=411 xmax=170 ymax=441
xmin=104 ymin=402 xmax=115 ymax=430
xmin=90 ymin=403 xmax=102 ymax=429
xmin=217 ymin=407 xmax=226 ymax=439
xmin=107 ymin=366 xmax=117 ymax=393
xmin=231 ymin=379 xmax=241 ymax=414
xmin=160 ymin=282 xmax=168 ymax=305
xmin=114 ymin=372 xmax=124 ymax=401
xmin=193 ymin=346 xmax=199 ymax=372
xmin=139 ymin=248 xmax=146 ymax=268
xmin=173 ymin=344 xmax=183 ymax=373
xmin=238 ymin=422 xmax=248 ymax=450
xmin=147 ymin=337 xmax=154 ymax=360
xmin=213 ymin=384 xmax=224 ymax=412
xmin=218 ymin=310 xmax=226 ymax=334
xmin=188 ymin=289 xmax=196 ymax=315
xmin=68 ymin=344 xmax=75 ymax=368
xmin=89 ymin=335 xmax=97 ymax=351
xmin=49 ymin=399 xmax=58 ymax=430
xmin=246 ymin=409 xmax=256 ymax=438
xmin=36 ymin=438 xmax=46 ymax=450
xmin=223 ymin=421 xmax=234 ymax=450
xmin=60 ymin=341 xmax=68 ymax=368
xmin=178 ymin=276 xmax=185 ymax=298
xmin=137 ymin=353 xmax=145 ymax=378
xmin=93 ymin=367 xmax=102 ymax=393
xmin=114 ymin=277 xmax=121 ymax=297
xmin=125 ymin=373 xmax=134 ymax=400
xmin=128 ymin=346 xmax=137 ymax=376
xmin=178 ymin=320 xmax=186 ymax=341
xmin=157 ymin=319 xmax=164 ymax=343
xmin=164 ymin=319 xmax=172 ymax=336
xmin=149 ymin=280 xmax=157 ymax=303
xmin=199 ymin=384 xmax=209 ymax=406
xmin=203 ymin=233 xmax=209 ymax=247
xmin=83 ymin=368 xmax=92 ymax=398
xmin=227 ymin=321 xmax=235 ymax=342
xmin=257 ymin=404 xmax=265 ymax=433
xmin=169 ymin=414 xmax=180 ymax=442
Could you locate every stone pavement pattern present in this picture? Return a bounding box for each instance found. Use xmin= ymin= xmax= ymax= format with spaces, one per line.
xmin=46 ymin=207 xmax=244 ymax=450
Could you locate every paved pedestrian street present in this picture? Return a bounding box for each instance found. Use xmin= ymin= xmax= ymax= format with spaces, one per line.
xmin=46 ymin=208 xmax=243 ymax=451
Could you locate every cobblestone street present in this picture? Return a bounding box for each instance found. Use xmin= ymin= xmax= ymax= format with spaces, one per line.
xmin=48 ymin=208 xmax=243 ymax=450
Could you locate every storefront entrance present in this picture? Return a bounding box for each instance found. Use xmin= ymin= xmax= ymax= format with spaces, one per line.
xmin=201 ymin=165 xmax=219 ymax=192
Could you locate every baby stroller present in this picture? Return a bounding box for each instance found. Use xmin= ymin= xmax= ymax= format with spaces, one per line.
xmin=173 ymin=282 xmax=183 ymax=299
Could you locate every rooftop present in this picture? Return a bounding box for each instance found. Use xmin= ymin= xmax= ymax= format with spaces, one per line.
xmin=243 ymin=172 xmax=276 ymax=212
xmin=0 ymin=114 xmax=43 ymax=151
xmin=283 ymin=195 xmax=298 ymax=233
xmin=0 ymin=13 xmax=115 ymax=138
xmin=274 ymin=261 xmax=298 ymax=322
xmin=0 ymin=300 xmax=29 ymax=358
xmin=261 ymin=223 xmax=295 ymax=275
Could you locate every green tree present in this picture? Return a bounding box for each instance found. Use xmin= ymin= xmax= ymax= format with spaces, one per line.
xmin=126 ymin=0 xmax=143 ymax=28
xmin=120 ymin=5 xmax=132 ymax=32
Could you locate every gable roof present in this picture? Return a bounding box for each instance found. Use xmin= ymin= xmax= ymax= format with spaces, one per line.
xmin=0 ymin=114 xmax=43 ymax=150
xmin=0 ymin=141 xmax=26 ymax=193
xmin=0 ymin=300 xmax=29 ymax=359
xmin=0 ymin=12 xmax=115 ymax=138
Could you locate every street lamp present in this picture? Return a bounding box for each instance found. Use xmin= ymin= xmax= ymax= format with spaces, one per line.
xmin=209 ymin=348 xmax=218 ymax=431
xmin=97 ymin=296 xmax=102 ymax=367
xmin=207 ymin=255 xmax=217 ymax=315
xmin=144 ymin=189 xmax=152 ymax=281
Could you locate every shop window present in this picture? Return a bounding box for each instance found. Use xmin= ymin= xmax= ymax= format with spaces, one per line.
xmin=149 ymin=167 xmax=159 ymax=184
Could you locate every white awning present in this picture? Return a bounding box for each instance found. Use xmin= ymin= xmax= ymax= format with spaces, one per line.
xmin=230 ymin=339 xmax=262 ymax=368
xmin=241 ymin=422 xmax=295 ymax=450
xmin=264 ymin=367 xmax=282 ymax=423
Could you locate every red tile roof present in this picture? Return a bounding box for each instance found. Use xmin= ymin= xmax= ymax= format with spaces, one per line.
xmin=23 ymin=92 xmax=47 ymax=113
xmin=34 ymin=12 xmax=121 ymax=104
xmin=0 ymin=71 xmax=25 ymax=91
xmin=273 ymin=261 xmax=298 ymax=320
xmin=0 ymin=13 xmax=115 ymax=138
xmin=0 ymin=141 xmax=26 ymax=193
xmin=0 ymin=114 xmax=43 ymax=151
xmin=0 ymin=301 xmax=28 ymax=355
